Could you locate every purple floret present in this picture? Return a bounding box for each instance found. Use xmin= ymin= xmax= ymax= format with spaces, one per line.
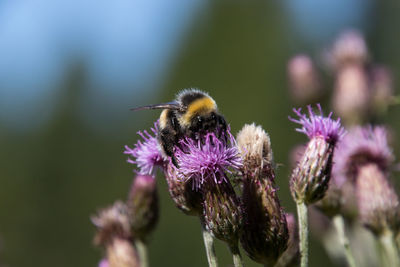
xmin=332 ymin=126 xmax=394 ymax=186
xmin=174 ymin=131 xmax=242 ymax=190
xmin=124 ymin=122 xmax=164 ymax=175
xmin=289 ymin=104 xmax=345 ymax=143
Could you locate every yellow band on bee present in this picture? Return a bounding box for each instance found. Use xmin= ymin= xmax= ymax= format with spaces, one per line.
xmin=181 ymin=97 xmax=216 ymax=126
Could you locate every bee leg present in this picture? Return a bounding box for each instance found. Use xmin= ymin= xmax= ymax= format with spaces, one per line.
xmin=218 ymin=116 xmax=228 ymax=141
xmin=159 ymin=128 xmax=179 ymax=167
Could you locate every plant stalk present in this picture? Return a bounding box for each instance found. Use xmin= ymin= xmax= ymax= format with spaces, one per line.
xmin=135 ymin=238 xmax=149 ymax=267
xmin=296 ymin=201 xmax=308 ymax=267
xmin=378 ymin=229 xmax=400 ymax=267
xmin=202 ymin=228 xmax=218 ymax=267
xmin=332 ymin=215 xmax=357 ymax=267
xmin=229 ymin=243 xmax=243 ymax=267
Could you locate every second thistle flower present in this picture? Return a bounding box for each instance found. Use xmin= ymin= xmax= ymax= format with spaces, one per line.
xmin=289 ymin=104 xmax=345 ymax=204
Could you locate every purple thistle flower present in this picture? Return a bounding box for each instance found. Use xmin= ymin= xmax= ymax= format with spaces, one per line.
xmin=174 ymin=131 xmax=242 ymax=190
xmin=333 ymin=125 xmax=394 ymax=187
xmin=289 ymin=104 xmax=345 ymax=143
xmin=124 ymin=122 xmax=165 ymax=176
xmin=289 ymin=104 xmax=344 ymax=204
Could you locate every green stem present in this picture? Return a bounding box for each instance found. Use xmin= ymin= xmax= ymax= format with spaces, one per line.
xmin=202 ymin=228 xmax=218 ymax=267
xmin=135 ymin=238 xmax=149 ymax=267
xmin=229 ymin=243 xmax=243 ymax=267
xmin=378 ymin=229 xmax=400 ymax=267
xmin=296 ymin=201 xmax=308 ymax=267
xmin=332 ymin=215 xmax=357 ymax=267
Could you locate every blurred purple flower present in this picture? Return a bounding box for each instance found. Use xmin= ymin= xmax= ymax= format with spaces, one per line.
xmin=98 ymin=259 xmax=109 ymax=267
xmin=333 ymin=126 xmax=394 ymax=187
xmin=124 ymin=121 xmax=165 ymax=175
xmin=289 ymin=104 xmax=345 ymax=143
xmin=174 ymin=131 xmax=242 ymax=190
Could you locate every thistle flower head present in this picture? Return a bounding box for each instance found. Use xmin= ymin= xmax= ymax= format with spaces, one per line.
xmin=289 ymin=104 xmax=345 ymax=144
xmin=91 ymin=201 xmax=131 ymax=246
xmin=174 ymin=130 xmax=242 ymax=190
xmin=124 ymin=122 xmax=165 ymax=176
xmin=127 ymin=174 xmax=159 ymax=240
xmin=289 ymin=105 xmax=344 ymax=204
xmin=333 ymin=126 xmax=394 ymax=187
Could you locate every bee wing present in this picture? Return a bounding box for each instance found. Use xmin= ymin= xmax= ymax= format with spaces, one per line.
xmin=130 ymin=101 xmax=182 ymax=111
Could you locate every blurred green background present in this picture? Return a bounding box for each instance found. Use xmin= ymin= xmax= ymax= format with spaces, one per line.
xmin=1 ymin=1 xmax=400 ymax=266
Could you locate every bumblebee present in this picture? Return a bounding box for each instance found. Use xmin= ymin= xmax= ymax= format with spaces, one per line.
xmin=132 ymin=89 xmax=227 ymax=166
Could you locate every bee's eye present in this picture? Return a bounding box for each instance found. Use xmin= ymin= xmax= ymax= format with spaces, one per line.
xmin=197 ymin=116 xmax=202 ymax=123
xmin=211 ymin=113 xmax=216 ymax=120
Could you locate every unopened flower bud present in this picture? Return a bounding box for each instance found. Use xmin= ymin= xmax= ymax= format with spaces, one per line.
xmin=332 ymin=64 xmax=370 ymax=125
xmin=289 ymin=104 xmax=345 ymax=204
xmin=237 ymin=124 xmax=288 ymax=265
xmin=92 ymin=201 xmax=131 ymax=247
xmin=107 ymin=238 xmax=139 ymax=267
xmin=356 ymin=163 xmax=400 ymax=235
xmin=203 ymin=180 xmax=241 ymax=247
xmin=275 ymin=213 xmax=300 ymax=267
xmin=127 ymin=174 xmax=159 ymax=240
xmin=287 ymin=54 xmax=321 ymax=103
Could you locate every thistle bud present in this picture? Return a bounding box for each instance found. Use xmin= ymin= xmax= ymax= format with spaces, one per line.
xmin=237 ymin=124 xmax=289 ymax=265
xmin=331 ymin=30 xmax=368 ymax=67
xmin=356 ymin=163 xmax=400 ymax=235
xmin=107 ymin=238 xmax=139 ymax=267
xmin=289 ymin=105 xmax=345 ymax=204
xmin=202 ymin=180 xmax=242 ymax=246
xmin=91 ymin=201 xmax=131 ymax=246
xmin=332 ymin=64 xmax=370 ymax=125
xmin=275 ymin=213 xmax=300 ymax=267
xmin=92 ymin=202 xmax=139 ymax=267
xmin=287 ymin=54 xmax=321 ymax=103
xmin=127 ymin=174 xmax=159 ymax=240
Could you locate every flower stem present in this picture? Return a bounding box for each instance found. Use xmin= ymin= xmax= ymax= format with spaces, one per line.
xmin=296 ymin=201 xmax=308 ymax=267
xmin=378 ymin=229 xmax=400 ymax=267
xmin=332 ymin=215 xmax=357 ymax=267
xmin=202 ymin=228 xmax=218 ymax=267
xmin=229 ymin=243 xmax=243 ymax=267
xmin=135 ymin=238 xmax=149 ymax=267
